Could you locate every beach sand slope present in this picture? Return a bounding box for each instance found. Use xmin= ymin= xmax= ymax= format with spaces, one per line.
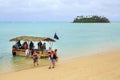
xmin=0 ymin=49 xmax=120 ymax=80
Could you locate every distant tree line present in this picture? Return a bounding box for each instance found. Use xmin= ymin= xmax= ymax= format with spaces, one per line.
xmin=73 ymin=15 xmax=110 ymax=23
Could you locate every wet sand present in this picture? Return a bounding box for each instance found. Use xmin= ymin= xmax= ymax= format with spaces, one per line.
xmin=0 ymin=49 xmax=120 ymax=80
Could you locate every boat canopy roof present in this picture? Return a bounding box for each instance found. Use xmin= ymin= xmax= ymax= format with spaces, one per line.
xmin=9 ymin=36 xmax=55 ymax=42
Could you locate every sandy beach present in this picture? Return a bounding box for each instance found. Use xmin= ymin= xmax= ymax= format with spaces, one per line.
xmin=0 ymin=49 xmax=120 ymax=80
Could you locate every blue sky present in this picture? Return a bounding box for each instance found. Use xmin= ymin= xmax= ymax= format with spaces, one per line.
xmin=0 ymin=0 xmax=120 ymax=22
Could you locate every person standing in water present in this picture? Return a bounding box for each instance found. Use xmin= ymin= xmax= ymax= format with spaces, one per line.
xmin=53 ymin=49 xmax=58 ymax=62
xmin=48 ymin=51 xmax=55 ymax=69
xmin=32 ymin=51 xmax=39 ymax=66
xmin=25 ymin=48 xmax=30 ymax=58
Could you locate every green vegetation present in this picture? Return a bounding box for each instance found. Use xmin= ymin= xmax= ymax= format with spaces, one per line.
xmin=73 ymin=15 xmax=110 ymax=23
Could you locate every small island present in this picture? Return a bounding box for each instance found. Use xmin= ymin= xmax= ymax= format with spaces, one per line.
xmin=73 ymin=15 xmax=110 ymax=23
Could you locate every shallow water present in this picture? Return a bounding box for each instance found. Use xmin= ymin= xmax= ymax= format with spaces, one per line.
xmin=0 ymin=22 xmax=120 ymax=74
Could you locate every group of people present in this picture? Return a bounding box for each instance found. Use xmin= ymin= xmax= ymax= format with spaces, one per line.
xmin=15 ymin=40 xmax=30 ymax=50
xmin=25 ymin=47 xmax=39 ymax=67
xmin=38 ymin=41 xmax=46 ymax=52
xmin=47 ymin=47 xmax=58 ymax=69
xmin=14 ymin=40 xmax=58 ymax=68
xmin=25 ymin=46 xmax=58 ymax=68
xmin=15 ymin=40 xmax=46 ymax=51
xmin=25 ymin=47 xmax=58 ymax=68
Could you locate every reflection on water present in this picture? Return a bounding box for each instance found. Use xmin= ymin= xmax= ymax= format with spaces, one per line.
xmin=0 ymin=55 xmax=49 ymax=74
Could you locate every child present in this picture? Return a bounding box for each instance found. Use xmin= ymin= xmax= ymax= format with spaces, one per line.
xmin=32 ymin=51 xmax=39 ymax=66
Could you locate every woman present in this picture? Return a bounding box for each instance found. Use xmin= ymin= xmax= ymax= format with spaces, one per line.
xmin=48 ymin=51 xmax=55 ymax=69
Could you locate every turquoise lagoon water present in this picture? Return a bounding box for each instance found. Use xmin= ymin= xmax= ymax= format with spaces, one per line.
xmin=0 ymin=22 xmax=120 ymax=74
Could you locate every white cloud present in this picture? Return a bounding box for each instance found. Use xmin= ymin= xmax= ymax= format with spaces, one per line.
xmin=0 ymin=0 xmax=120 ymax=22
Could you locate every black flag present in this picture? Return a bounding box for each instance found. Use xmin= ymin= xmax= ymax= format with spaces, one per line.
xmin=54 ymin=33 xmax=59 ymax=40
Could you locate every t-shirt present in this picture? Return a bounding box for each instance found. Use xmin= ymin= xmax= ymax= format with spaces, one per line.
xmin=25 ymin=49 xmax=30 ymax=56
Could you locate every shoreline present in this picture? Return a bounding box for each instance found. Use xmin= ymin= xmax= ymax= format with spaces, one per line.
xmin=0 ymin=48 xmax=120 ymax=80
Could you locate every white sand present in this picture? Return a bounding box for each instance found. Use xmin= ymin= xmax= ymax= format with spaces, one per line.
xmin=0 ymin=49 xmax=120 ymax=80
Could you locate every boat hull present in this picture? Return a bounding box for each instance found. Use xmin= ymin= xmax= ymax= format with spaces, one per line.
xmin=12 ymin=50 xmax=48 ymax=58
